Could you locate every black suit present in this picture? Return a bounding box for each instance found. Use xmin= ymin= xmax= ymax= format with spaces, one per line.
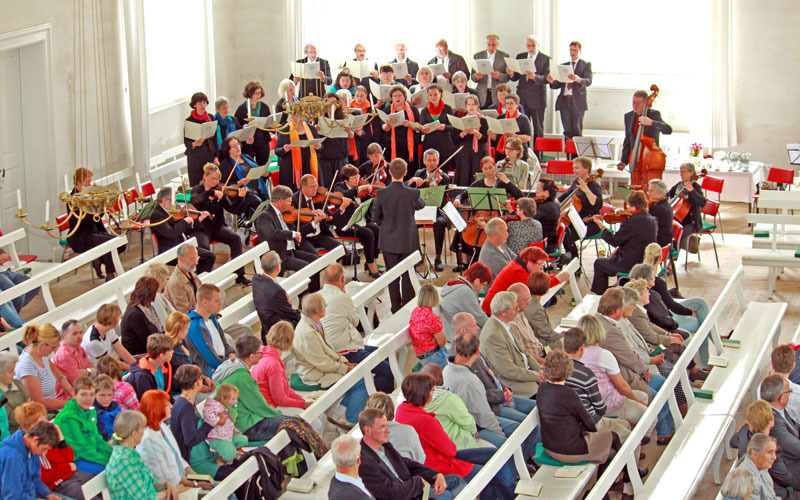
xmin=290 ymin=191 xmax=340 ymax=253
xmin=620 ymin=109 xmax=672 ymax=167
xmin=549 ymin=59 xmax=592 ymax=140
xmin=252 ymin=273 xmax=300 ymax=343
xmin=648 ymin=198 xmax=674 ymax=248
xmin=189 ymin=184 xmax=245 ymax=279
xmin=372 ymin=181 xmax=425 ymax=312
xmin=667 ymin=180 xmax=706 ymax=246
xmin=359 ymin=440 xmax=437 ymax=500
xmin=770 ymin=408 xmax=800 ymax=493
xmin=511 ymin=51 xmax=551 ymax=147
xmin=149 ymin=204 xmax=215 ymax=273
xmin=328 ymin=476 xmax=374 ymax=500
xmin=470 ymin=49 xmax=511 ymax=107
xmin=332 ymin=182 xmax=380 ymax=264
xmin=290 ymin=57 xmax=332 ymax=98
xmin=427 ymin=52 xmax=469 ymax=83
xmin=254 ymin=204 xmax=321 ymax=291
xmin=390 ymin=58 xmax=420 ymax=87
xmin=590 ymin=210 xmax=657 ymax=295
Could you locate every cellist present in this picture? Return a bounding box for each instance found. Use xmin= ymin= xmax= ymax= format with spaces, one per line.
xmin=667 ymin=163 xmax=706 ymax=251
xmin=617 ymin=89 xmax=672 ymax=180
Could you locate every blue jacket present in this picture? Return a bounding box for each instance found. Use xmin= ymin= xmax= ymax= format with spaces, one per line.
xmin=0 ymin=430 xmax=52 ymax=500
xmin=95 ymin=400 xmax=122 ymax=441
xmin=185 ymin=310 xmax=234 ymax=376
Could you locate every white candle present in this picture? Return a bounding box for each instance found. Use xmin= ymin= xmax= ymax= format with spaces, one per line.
xmin=45 ymin=200 xmax=50 ymax=224
xmin=16 ymin=189 xmax=21 ymax=210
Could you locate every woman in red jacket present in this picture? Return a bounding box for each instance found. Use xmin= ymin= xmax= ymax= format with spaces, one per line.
xmin=15 ymin=401 xmax=95 ymax=499
xmin=481 ymin=246 xmax=568 ymax=315
xmin=394 ymin=373 xmax=516 ymax=500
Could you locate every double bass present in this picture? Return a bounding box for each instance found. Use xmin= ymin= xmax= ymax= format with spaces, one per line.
xmin=628 ymin=84 xmax=667 ymax=188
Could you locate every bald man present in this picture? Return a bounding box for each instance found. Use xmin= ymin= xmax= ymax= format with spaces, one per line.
xmin=291 ymin=43 xmax=332 ymax=97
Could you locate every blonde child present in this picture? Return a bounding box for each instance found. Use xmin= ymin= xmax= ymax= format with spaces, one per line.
xmin=96 ymin=355 xmax=140 ymax=410
xmin=202 ymin=384 xmax=248 ymax=462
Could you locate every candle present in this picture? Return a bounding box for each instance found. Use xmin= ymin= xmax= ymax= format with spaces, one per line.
xmin=45 ymin=200 xmax=50 ymax=224
xmin=16 ymin=189 xmax=21 ymax=210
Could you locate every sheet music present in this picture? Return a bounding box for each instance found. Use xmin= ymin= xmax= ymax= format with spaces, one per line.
xmin=556 ymin=63 xmax=574 ymax=82
xmin=415 ymin=206 xmax=437 ymax=222
xmin=474 ymin=59 xmax=492 ymax=75
xmin=245 ymin=165 xmax=269 ymax=180
xmin=452 ymin=93 xmax=470 ymax=110
xmin=568 ymin=205 xmax=587 ymax=239
xmin=226 ymin=125 xmax=256 ymax=143
xmin=289 ymin=137 xmax=325 ymax=148
xmin=504 ymin=57 xmax=535 ymax=74
xmin=318 ymin=119 xmax=349 ymax=139
xmin=292 ymin=61 xmax=320 ymax=79
xmin=411 ymin=88 xmax=429 ymax=107
xmin=447 ymin=114 xmax=480 ymax=131
xmin=248 ymin=113 xmax=281 ymax=129
xmin=428 ymin=63 xmax=446 ymax=76
xmin=344 ymin=60 xmax=373 ymax=79
xmin=391 ymin=62 xmax=409 ymax=79
xmin=377 ymin=109 xmax=406 ymax=128
xmin=346 ymin=114 xmax=370 ymax=129
xmin=482 ymin=109 xmax=499 ymax=119
xmin=485 ymin=117 xmax=505 ymax=135
xmin=440 ymin=91 xmax=455 ymax=108
xmin=500 ymin=118 xmax=520 ymax=134
xmin=419 ymin=120 xmax=441 ymax=133
xmin=443 ymin=201 xmax=467 ymax=231
xmin=184 ymin=120 xmax=218 ymax=141
xmin=369 ymin=80 xmax=392 ymax=101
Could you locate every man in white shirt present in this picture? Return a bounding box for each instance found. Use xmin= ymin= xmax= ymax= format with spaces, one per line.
xmin=427 ymin=39 xmax=469 ymax=83
xmin=547 ymin=40 xmax=593 ymax=144
xmin=471 ymin=34 xmax=510 ymax=107
xmin=329 ymin=435 xmax=375 ymax=500
xmin=510 ymin=35 xmax=551 ymax=156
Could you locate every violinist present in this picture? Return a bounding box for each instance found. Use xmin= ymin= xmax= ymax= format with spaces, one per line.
xmin=254 ymin=185 xmax=321 ymax=292
xmin=292 ymin=174 xmax=349 ymax=254
xmin=533 ymin=179 xmax=560 ymax=254
xmin=453 ymin=94 xmax=489 ymax=187
xmin=418 ymin=83 xmax=456 ymax=161
xmin=646 ymin=179 xmax=674 ymax=248
xmin=409 ymin=149 xmax=452 ymax=272
xmin=189 ymin=164 xmax=250 ymax=285
xmin=332 ymin=165 xmax=382 ymax=278
xmin=217 ymin=136 xmax=267 ymax=216
xmin=149 ymin=187 xmax=215 ymax=274
xmin=358 ymin=142 xmax=388 ymax=184
xmin=558 ymin=156 xmax=603 ymax=263
xmin=275 ymin=110 xmax=322 ymax=191
xmin=506 ymin=197 xmax=543 ymax=255
xmin=586 ymin=190 xmax=656 ymax=295
xmin=381 ymin=85 xmax=420 ymax=180
xmin=617 ymin=90 xmax=672 ymax=173
xmin=317 ymin=92 xmax=351 ymax=187
xmin=667 ymin=163 xmax=706 ymax=250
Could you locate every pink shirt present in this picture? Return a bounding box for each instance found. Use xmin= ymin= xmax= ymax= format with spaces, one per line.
xmin=250 ymin=346 xmax=306 ymax=409
xmin=52 ymin=343 xmax=93 ymax=384
xmin=113 ymin=380 xmax=140 ymax=410
xmin=202 ymin=398 xmax=242 ymax=442
xmin=409 ymin=307 xmax=443 ymax=355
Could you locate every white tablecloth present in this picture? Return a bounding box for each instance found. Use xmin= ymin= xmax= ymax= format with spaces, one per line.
xmin=662 ymin=162 xmax=765 ymax=203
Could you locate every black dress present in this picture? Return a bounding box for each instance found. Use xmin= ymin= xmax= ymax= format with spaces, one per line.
xmin=189 ymin=183 xmax=246 ymax=279
xmin=419 ymin=104 xmax=456 ymax=160
xmin=233 ymin=100 xmax=272 ymax=166
xmin=184 ymin=115 xmax=218 ymax=186
xmin=65 ymin=188 xmax=123 ymax=273
xmin=275 ymin=121 xmax=321 ymax=191
xmin=380 ymin=102 xmax=420 ymax=180
xmin=534 ymin=199 xmax=561 ymax=253
xmin=332 ymin=181 xmax=381 ymax=264
xmin=452 ymin=115 xmax=489 ymax=186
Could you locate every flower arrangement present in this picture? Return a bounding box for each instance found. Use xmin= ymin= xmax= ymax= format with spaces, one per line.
xmin=689 ymin=142 xmax=702 ymax=157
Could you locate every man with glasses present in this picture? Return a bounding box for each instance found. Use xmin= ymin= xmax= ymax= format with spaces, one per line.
xmin=292 ymin=173 xmax=346 ymax=254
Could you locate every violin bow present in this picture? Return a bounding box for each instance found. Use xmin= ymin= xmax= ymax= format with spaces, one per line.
xmin=415 ymin=145 xmax=464 ymax=186
xmin=322 ymin=171 xmax=338 ymax=208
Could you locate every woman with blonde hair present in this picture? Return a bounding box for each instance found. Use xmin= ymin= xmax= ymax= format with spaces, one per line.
xmin=164 ymin=312 xmax=214 ymax=398
xmin=145 ymin=262 xmax=176 ymax=328
xmin=275 ymin=78 xmax=298 ymax=125
xmin=409 ymin=284 xmax=447 ymax=368
xmin=15 ymin=324 xmax=72 ymax=410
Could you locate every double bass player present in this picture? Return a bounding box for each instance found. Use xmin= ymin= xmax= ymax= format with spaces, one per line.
xmin=617 ymin=88 xmax=672 ymax=185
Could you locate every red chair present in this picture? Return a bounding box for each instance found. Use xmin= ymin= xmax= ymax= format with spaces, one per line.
xmin=565 ymin=139 xmax=578 ymax=156
xmin=534 ymin=137 xmax=564 ymax=166
xmin=671 ymin=220 xmax=684 ymax=271
xmin=701 ymin=176 xmax=725 ymax=239
xmin=546 ymin=159 xmax=574 ymax=188
xmin=140 ymin=181 xmax=156 ymax=199
xmin=753 ymin=167 xmax=795 ymax=213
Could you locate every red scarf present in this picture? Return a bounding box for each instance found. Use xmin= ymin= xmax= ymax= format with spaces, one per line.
xmin=191 ymin=110 xmax=211 ymax=122
xmin=390 ymin=101 xmax=415 ymax=162
xmin=427 ymin=99 xmax=445 ymax=118
xmin=495 ymin=109 xmax=520 ymax=155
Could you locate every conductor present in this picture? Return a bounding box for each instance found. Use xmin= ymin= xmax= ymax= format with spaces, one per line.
xmin=372 ymin=158 xmax=425 ymax=313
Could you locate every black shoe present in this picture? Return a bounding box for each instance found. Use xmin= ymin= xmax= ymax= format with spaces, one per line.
xmin=92 ymin=260 xmax=105 ymax=279
xmin=434 ymin=258 xmax=443 ymax=272
xmin=235 ymin=276 xmax=251 ymax=286
xmin=638 ymin=467 xmax=649 ymax=477
xmin=452 ymin=264 xmax=465 ymax=273
xmin=368 ymin=271 xmax=381 ymax=279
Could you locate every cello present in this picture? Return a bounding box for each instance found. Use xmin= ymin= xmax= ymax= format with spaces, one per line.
xmin=671 ymin=168 xmax=707 ymax=222
xmin=627 ymin=84 xmax=666 ymax=189
xmin=558 ymin=169 xmax=604 ymax=227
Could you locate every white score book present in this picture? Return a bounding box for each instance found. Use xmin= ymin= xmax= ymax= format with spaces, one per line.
xmin=184 ymin=120 xmax=218 ymax=141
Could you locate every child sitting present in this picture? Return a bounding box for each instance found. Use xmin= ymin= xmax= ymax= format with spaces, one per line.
xmin=202 ymin=384 xmax=248 ymax=463
xmin=97 ymin=355 xmax=140 ymax=410
xmin=94 ymin=374 xmax=122 ymax=441
xmin=0 ymin=420 xmax=60 ymax=500
xmin=53 ymin=376 xmax=112 ymax=473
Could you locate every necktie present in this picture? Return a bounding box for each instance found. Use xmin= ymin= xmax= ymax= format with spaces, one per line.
xmin=567 ymin=61 xmax=575 ymax=90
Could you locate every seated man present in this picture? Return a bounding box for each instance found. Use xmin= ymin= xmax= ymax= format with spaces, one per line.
xmin=358 ymin=408 xmax=464 ymax=500
xmin=409 ymin=149 xmax=453 ymax=272
xmin=150 ymin=187 xmax=215 ymax=273
xmin=365 ymin=392 xmax=426 ymax=463
xmin=319 ymin=263 xmax=393 ymax=393
xmin=255 ymin=185 xmax=321 ymax=291
xmin=81 ymin=303 xmax=135 ymax=371
xmin=587 ymin=190 xmax=656 ymax=295
xmin=53 ymin=376 xmax=112 ymax=474
xmin=771 ymin=345 xmax=800 ymax=419
xmin=479 ymin=291 xmax=540 ymax=398
xmin=477 ymin=218 xmax=516 ymax=282
xmin=507 ymin=282 xmax=546 ymax=363
xmin=292 ymin=292 xmax=368 ymax=427
xmin=292 ymin=173 xmax=342 ymax=254
xmin=127 ymin=334 xmax=174 ymax=400
xmin=253 ymin=251 xmax=300 ymax=342
xmin=328 ymin=434 xmax=374 ymax=500
xmin=185 ymin=284 xmax=235 ymax=377
xmin=525 ymin=271 xmax=564 ymax=350
xmin=211 ymin=336 xmax=287 ymax=443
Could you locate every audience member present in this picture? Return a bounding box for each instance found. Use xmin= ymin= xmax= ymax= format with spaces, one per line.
xmin=107 ymin=410 xmax=183 ymax=499
xmin=409 ymin=284 xmax=448 ymax=369
xmin=52 ymin=320 xmax=93 ymax=391
xmin=186 ymin=284 xmax=235 ymax=376
xmin=253 ymin=251 xmax=301 ymax=341
xmin=121 ymin=276 xmax=163 ymax=356
xmin=0 ymin=351 xmax=28 ymax=433
xmin=482 ymin=246 xmax=565 ymax=315
xmin=164 ymin=243 xmax=204 ymax=314
xmin=82 ymin=303 xmax=134 ymax=370
xmin=437 ymin=262 xmax=491 ymax=353
xmin=202 ymin=384 xmax=248 ymax=463
xmin=477 ymin=218 xmax=516 ymax=281
xmin=761 ymin=374 xmax=800 ymax=479
xmin=0 ymin=420 xmax=61 ymax=500
xmin=623 ymin=279 xmax=685 ymax=349
xmin=733 ymin=433 xmax=780 ymax=500
xmin=96 ymin=355 xmax=140 ymax=410
xmin=329 ymin=434 xmax=375 ymax=500
xmin=507 ymin=282 xmax=545 ymax=363
xmin=94 ymin=374 xmax=122 ymax=441
xmin=251 ymin=321 xmax=310 ymax=411
xmin=164 ymin=311 xmax=215 ymax=398
xmin=506 ymin=197 xmax=543 ymax=254
xmin=365 ymin=392 xmax=426 ymax=463
xmin=720 ymin=468 xmax=754 ymax=500
xmin=127 ymin=334 xmax=175 ymax=400
xmin=53 ymin=376 xmax=112 ymax=473
xmin=0 ymin=247 xmax=40 ymax=329
xmin=479 ymin=291 xmax=540 ymax=398
xmin=145 ymin=262 xmax=177 ymax=328
xmin=16 ymin=324 xmax=72 ymax=411
xmin=420 ymin=364 xmax=483 ymax=450
xmin=525 ymin=271 xmax=564 ymax=349
xmin=770 ymin=345 xmax=800 ymax=418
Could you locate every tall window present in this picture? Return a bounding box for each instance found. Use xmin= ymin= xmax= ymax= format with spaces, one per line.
xmin=143 ymin=0 xmax=210 ymax=110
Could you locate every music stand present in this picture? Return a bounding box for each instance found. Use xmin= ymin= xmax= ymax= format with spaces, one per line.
xmin=787 ymin=144 xmax=800 ymax=173
xmin=467 ymin=187 xmax=508 ymax=212
xmin=573 ymin=137 xmax=614 ymax=159
xmin=342 ymin=198 xmax=373 ymax=279
xmin=419 ymin=186 xmax=446 ymax=207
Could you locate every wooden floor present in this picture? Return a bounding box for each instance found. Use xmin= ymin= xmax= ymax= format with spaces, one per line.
xmin=29 ymin=199 xmax=799 ymax=499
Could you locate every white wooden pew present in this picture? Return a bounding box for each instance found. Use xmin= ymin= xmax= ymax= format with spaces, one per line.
xmin=584 ymin=265 xmax=787 ymax=500
xmin=742 ymin=213 xmax=800 ymax=298
xmin=0 ymin=238 xmax=195 ymax=352
xmin=542 ymin=257 xmax=582 ymax=306
xmin=197 ymin=241 xmax=269 ymax=293
xmin=0 ymin=236 xmax=126 ymax=312
xmin=753 ymin=190 xmax=800 ymax=234
xmin=0 ymin=228 xmax=57 ymax=275
xmin=81 ymin=471 xmax=111 ymax=500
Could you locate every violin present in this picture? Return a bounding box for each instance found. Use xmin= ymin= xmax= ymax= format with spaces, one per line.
xmin=671 ymin=168 xmax=708 ymax=222
xmin=558 ymin=169 xmax=604 ymax=227
xmin=311 ymin=186 xmax=345 ymax=207
xmin=356 ymin=180 xmax=386 ymax=198
xmin=584 ymin=208 xmax=633 ymax=225
xmin=628 ymin=84 xmax=666 ymax=187
xmin=221 ymin=185 xmax=257 ymax=197
xmin=282 ymin=206 xmax=331 ymax=225
xmin=171 ymin=205 xmax=202 ymax=221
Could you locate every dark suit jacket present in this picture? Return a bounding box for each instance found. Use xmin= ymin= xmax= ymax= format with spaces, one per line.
xmin=470 ymin=49 xmax=511 ymax=106
xmin=252 ymin=273 xmax=300 ymax=335
xmin=549 ymin=59 xmax=592 ymax=112
xmin=511 ymin=52 xmax=551 ymax=110
xmin=772 ymin=408 xmax=800 ymax=474
xmin=371 ymin=181 xmax=424 ymax=253
xmin=255 ymin=204 xmax=296 ymax=261
xmin=328 ymin=476 xmax=374 ymax=500
xmin=648 ymin=198 xmax=674 ymax=248
xmin=390 ymin=58 xmax=420 ymax=87
xmin=149 ymin=205 xmax=194 ymax=254
xmin=620 ymin=109 xmax=673 ymax=165
xmin=428 ymin=51 xmax=469 ymax=82
xmin=291 ymin=57 xmax=332 ymax=97
xmin=600 ymin=210 xmax=657 ymax=271
xmin=291 ymin=191 xmax=335 ymax=239
xmin=359 ymin=440 xmax=437 ymax=500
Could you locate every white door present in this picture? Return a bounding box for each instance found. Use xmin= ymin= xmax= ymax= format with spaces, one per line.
xmin=0 ymin=49 xmax=26 ymax=248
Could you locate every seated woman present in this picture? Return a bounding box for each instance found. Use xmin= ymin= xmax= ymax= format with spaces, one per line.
xmin=233 ymin=81 xmax=272 ymax=166
xmin=0 ymin=351 xmax=30 ymax=434
xmin=496 ymin=137 xmax=536 ymax=190
xmin=437 ymin=262 xmax=491 ymax=351
xmin=395 ymin=373 xmax=515 ymax=500
xmin=145 ymin=263 xmax=177 ymax=328
xmin=0 ymin=418 xmax=61 ymax=500
xmin=107 ymin=410 xmax=184 ymax=499
xmin=16 ymin=324 xmax=72 ymax=411
xmin=276 ymin=111 xmax=322 ymax=191
xmin=121 ymin=276 xmax=162 ymax=356
xmin=332 ymin=164 xmax=382 ymax=277
xmin=53 ymin=376 xmax=112 ymax=474
xmin=137 ymin=389 xmax=214 ymax=492
xmin=52 ymin=319 xmax=92 ymax=392
xmin=184 ymin=92 xmax=219 ymax=186
xmin=163 ymin=311 xmax=215 ymax=399
xmin=449 ymin=71 xmax=480 ymax=117
xmin=409 ymin=284 xmax=447 ymax=368
xmin=533 ymin=179 xmax=561 ymax=254
xmin=506 ymin=197 xmax=543 ymax=255
xmin=452 ymin=94 xmax=488 ymax=187
xmin=274 ymin=78 xmax=299 ymax=126
xmin=667 ymin=162 xmax=706 ymax=249
xmin=217 ymin=136 xmax=269 ymax=211
xmin=482 ymin=246 xmax=566 ymax=316
xmin=15 ymin=401 xmax=95 ymax=499
xmin=67 ymin=167 xmax=123 ymax=281
xmin=212 ymin=95 xmax=244 ymax=149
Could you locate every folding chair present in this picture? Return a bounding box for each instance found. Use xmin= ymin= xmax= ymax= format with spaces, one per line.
xmin=700 ymin=175 xmax=725 ymax=239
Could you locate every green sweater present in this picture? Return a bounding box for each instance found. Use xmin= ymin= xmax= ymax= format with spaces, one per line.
xmin=213 ymin=360 xmax=281 ymax=433
xmin=53 ymin=398 xmax=112 ymax=465
xmin=425 ymin=387 xmax=479 ymax=450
